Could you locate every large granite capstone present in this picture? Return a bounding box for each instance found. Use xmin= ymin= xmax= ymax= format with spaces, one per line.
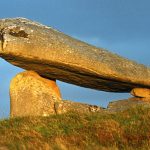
xmin=0 ymin=18 xmax=150 ymax=92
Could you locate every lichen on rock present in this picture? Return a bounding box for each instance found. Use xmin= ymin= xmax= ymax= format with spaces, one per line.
xmin=0 ymin=17 xmax=150 ymax=93
xmin=10 ymin=71 xmax=61 ymax=117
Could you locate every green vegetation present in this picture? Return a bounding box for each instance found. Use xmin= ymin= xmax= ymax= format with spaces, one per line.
xmin=0 ymin=106 xmax=149 ymax=150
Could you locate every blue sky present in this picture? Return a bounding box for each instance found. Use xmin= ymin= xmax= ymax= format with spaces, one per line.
xmin=0 ymin=0 xmax=150 ymax=118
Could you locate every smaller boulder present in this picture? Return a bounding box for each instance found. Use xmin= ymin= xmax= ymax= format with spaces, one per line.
xmin=54 ymin=100 xmax=104 ymax=114
xmin=131 ymin=88 xmax=150 ymax=98
xmin=10 ymin=71 xmax=62 ymax=117
xmin=107 ymin=97 xmax=150 ymax=112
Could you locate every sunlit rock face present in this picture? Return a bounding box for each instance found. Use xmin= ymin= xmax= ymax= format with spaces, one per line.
xmin=131 ymin=88 xmax=150 ymax=98
xmin=0 ymin=18 xmax=150 ymax=93
xmin=10 ymin=71 xmax=104 ymax=117
xmin=10 ymin=71 xmax=61 ymax=117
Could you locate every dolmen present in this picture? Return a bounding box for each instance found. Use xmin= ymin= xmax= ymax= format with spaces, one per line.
xmin=0 ymin=18 xmax=150 ymax=117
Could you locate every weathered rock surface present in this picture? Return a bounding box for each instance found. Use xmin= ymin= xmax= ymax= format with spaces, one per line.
xmin=10 ymin=71 xmax=61 ymax=117
xmin=0 ymin=18 xmax=150 ymax=92
xmin=54 ymin=100 xmax=104 ymax=114
xmin=107 ymin=97 xmax=150 ymax=112
xmin=10 ymin=70 xmax=104 ymax=117
xmin=9 ymin=69 xmax=150 ymax=117
xmin=131 ymin=88 xmax=150 ymax=98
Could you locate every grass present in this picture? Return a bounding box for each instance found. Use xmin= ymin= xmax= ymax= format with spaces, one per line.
xmin=0 ymin=106 xmax=149 ymax=150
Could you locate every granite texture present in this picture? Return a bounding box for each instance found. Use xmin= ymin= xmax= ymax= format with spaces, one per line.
xmin=10 ymin=71 xmax=61 ymax=117
xmin=0 ymin=18 xmax=150 ymax=92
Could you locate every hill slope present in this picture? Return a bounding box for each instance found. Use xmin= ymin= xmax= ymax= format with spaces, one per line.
xmin=0 ymin=106 xmax=150 ymax=150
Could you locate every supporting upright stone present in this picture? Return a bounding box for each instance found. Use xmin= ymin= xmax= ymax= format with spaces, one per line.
xmin=10 ymin=71 xmax=61 ymax=117
xmin=131 ymin=88 xmax=150 ymax=98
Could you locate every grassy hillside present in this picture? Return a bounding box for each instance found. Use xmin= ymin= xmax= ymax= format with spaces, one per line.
xmin=0 ymin=106 xmax=149 ymax=150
